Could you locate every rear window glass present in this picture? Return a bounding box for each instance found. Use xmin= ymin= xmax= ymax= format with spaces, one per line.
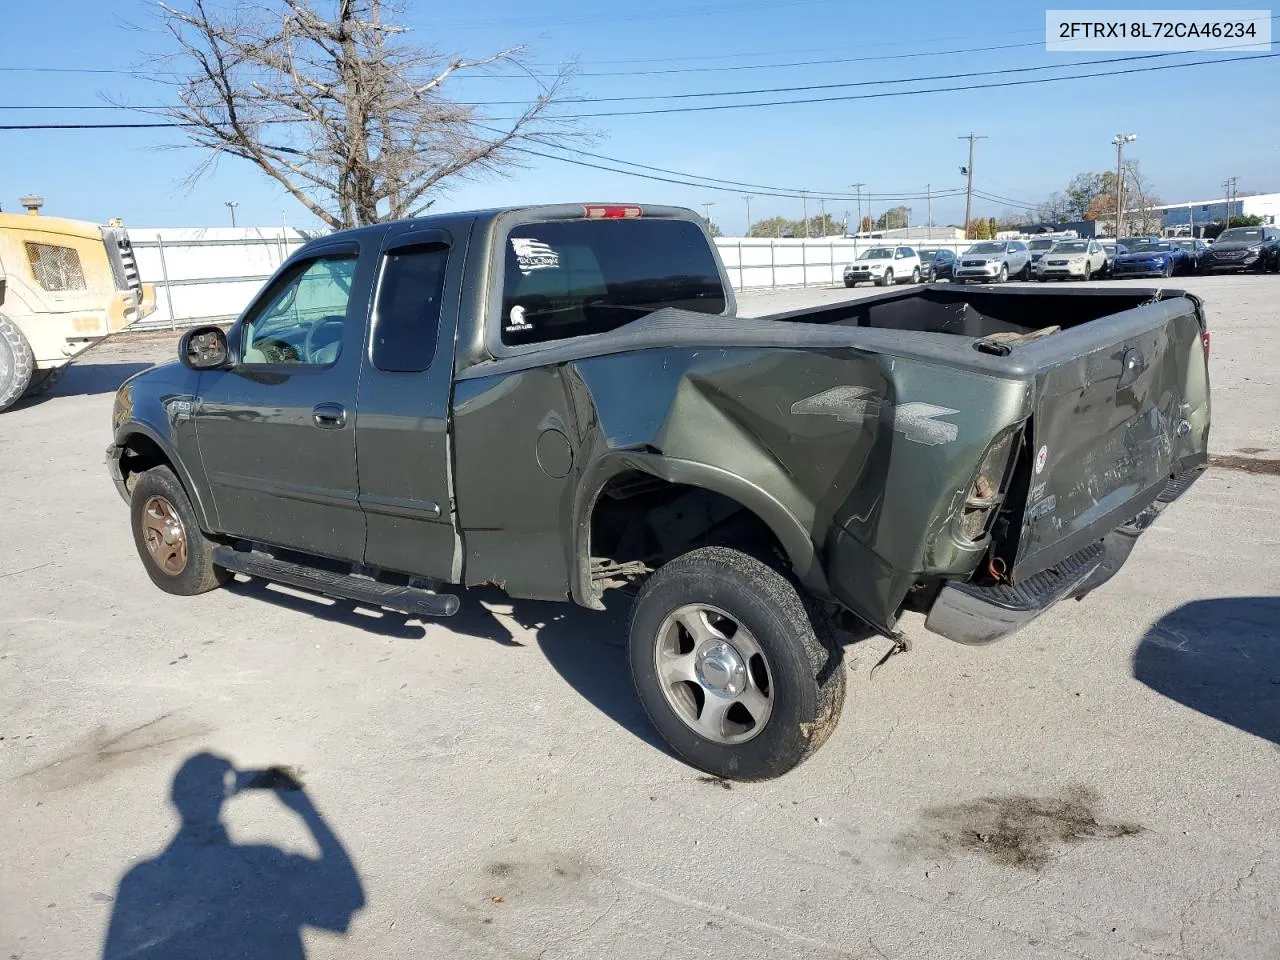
xmin=1028 ymin=239 xmax=1054 ymax=250
xmin=500 ymin=219 xmax=726 ymax=346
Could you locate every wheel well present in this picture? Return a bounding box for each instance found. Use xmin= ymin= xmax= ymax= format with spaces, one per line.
xmin=588 ymin=472 xmax=788 ymax=595
xmin=118 ymin=433 xmax=172 ymax=494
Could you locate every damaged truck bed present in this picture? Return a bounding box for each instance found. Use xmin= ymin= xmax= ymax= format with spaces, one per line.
xmin=108 ymin=204 xmax=1211 ymax=779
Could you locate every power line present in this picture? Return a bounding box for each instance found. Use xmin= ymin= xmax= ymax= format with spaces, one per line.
xmin=535 ymin=50 xmax=1280 ymax=119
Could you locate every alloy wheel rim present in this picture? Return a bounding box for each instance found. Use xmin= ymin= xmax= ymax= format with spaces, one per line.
xmin=654 ymin=603 xmax=774 ymax=745
xmin=141 ymin=496 xmax=188 ymax=575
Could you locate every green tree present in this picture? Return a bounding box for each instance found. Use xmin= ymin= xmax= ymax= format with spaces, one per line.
xmin=967 ymin=218 xmax=991 ymax=240
xmin=704 ymin=217 xmax=723 ymax=238
xmin=1203 ymin=214 xmax=1266 ymax=239
xmin=748 ymin=216 xmax=791 ymax=238
xmin=987 ymin=217 xmax=999 ymax=239
xmin=876 ymin=206 xmax=908 ymax=230
xmin=1065 ymin=172 xmax=1106 ymax=221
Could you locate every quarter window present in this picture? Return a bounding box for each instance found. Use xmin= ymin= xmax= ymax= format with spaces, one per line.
xmin=241 ymin=255 xmax=357 ymax=366
xmin=26 ymin=243 xmax=87 ymax=291
xmin=371 ymin=244 xmax=450 ymax=373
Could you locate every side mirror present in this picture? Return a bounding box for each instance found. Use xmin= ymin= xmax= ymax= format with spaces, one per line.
xmin=179 ymin=325 xmax=232 ymax=370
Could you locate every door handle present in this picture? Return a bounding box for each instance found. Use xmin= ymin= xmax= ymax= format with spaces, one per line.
xmin=312 ymin=403 xmax=347 ymax=429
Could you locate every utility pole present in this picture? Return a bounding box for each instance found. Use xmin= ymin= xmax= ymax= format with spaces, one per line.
xmin=702 ymin=202 xmax=716 ymax=232
xmin=926 ymin=184 xmax=933 ymax=241
xmin=1112 ymin=133 xmax=1136 ymax=237
xmin=958 ymin=133 xmax=987 ymax=237
xmin=849 ymin=183 xmax=864 ymax=234
xmin=801 ymin=191 xmax=809 ymax=238
xmin=225 ymin=200 xmax=239 ymax=228
xmin=741 ymin=195 xmax=752 ymax=236
xmin=1222 ymin=176 xmax=1238 ymax=228
xmin=819 ymin=198 xmax=828 ymax=237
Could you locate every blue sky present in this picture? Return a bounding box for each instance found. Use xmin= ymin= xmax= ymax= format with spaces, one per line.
xmin=1 ymin=0 xmax=1276 ymax=234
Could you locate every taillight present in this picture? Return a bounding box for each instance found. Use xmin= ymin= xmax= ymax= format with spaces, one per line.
xmin=1201 ymin=331 xmax=1210 ymax=359
xmin=957 ymin=428 xmax=1019 ymax=542
xmin=583 ymin=205 xmax=643 ymax=219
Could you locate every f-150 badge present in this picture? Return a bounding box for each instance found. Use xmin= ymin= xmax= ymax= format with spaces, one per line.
xmin=791 ymin=386 xmax=959 ymax=446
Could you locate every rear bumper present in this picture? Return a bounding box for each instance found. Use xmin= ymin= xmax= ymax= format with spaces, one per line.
xmin=923 ymin=460 xmax=1206 ymax=645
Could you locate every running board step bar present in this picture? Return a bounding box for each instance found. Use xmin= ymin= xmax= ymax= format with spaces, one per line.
xmin=212 ymin=546 xmax=460 ymax=617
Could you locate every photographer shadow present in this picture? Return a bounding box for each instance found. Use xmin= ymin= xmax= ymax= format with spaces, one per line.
xmin=102 ymin=753 xmax=365 ymax=960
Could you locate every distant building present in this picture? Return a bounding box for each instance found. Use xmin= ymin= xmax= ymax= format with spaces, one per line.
xmin=1015 ymin=220 xmax=1099 ymax=238
xmin=848 ymin=225 xmax=966 ymax=241
xmin=1155 ymin=192 xmax=1279 ymax=235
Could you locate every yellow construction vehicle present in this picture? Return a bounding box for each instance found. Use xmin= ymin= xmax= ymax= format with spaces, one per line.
xmin=0 ymin=196 xmax=155 ymax=411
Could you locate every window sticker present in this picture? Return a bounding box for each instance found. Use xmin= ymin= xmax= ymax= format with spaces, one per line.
xmin=506 ymin=304 xmax=532 ymax=332
xmin=511 ymin=237 xmax=559 ymax=275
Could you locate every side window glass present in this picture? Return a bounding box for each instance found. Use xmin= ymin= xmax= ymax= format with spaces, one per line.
xmin=371 ymin=244 xmax=450 ymax=373
xmin=242 ymin=256 xmax=357 ymax=366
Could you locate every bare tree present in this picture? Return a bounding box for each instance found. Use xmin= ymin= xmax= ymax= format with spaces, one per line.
xmin=151 ymin=0 xmax=579 ymax=229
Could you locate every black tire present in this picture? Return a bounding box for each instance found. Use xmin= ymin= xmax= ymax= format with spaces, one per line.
xmin=629 ymin=547 xmax=846 ymax=781
xmin=996 ymin=264 xmax=1008 ymax=284
xmin=0 ymin=312 xmax=35 ymax=412
xmin=877 ymin=268 xmax=894 ymax=287
xmin=130 ymin=466 xmax=230 ymax=596
xmin=953 ymin=277 xmax=966 ymax=285
xmin=910 ymin=266 xmax=920 ymax=284
xmin=1018 ymin=263 xmax=1030 ymax=281
xmin=1163 ymin=259 xmax=1174 ymax=278
xmin=844 ymin=278 xmax=855 ymax=288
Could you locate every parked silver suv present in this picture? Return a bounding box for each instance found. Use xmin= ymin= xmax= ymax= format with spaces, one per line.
xmin=954 ymin=240 xmax=1031 ymax=283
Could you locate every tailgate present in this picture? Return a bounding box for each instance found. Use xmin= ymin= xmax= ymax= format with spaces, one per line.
xmin=1008 ymin=294 xmax=1210 ymax=581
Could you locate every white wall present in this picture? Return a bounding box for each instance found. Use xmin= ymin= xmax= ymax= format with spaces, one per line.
xmin=130 ymin=227 xmax=309 ymax=329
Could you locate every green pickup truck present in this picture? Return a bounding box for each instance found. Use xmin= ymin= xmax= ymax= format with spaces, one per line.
xmin=107 ymin=203 xmax=1211 ymax=780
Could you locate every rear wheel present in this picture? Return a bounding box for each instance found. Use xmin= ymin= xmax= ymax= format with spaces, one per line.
xmin=0 ymin=313 xmax=35 ymax=412
xmin=1018 ymin=262 xmax=1031 ymax=281
xmin=130 ymin=466 xmax=231 ymax=596
xmin=996 ymin=264 xmax=1008 ymax=284
xmin=629 ymin=547 xmax=846 ymax=781
xmin=1163 ymin=259 xmax=1174 ymax=278
xmin=910 ymin=266 xmax=921 ymax=284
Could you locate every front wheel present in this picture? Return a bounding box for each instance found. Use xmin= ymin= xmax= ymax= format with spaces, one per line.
xmin=629 ymin=547 xmax=846 ymax=781
xmin=844 ymin=278 xmax=856 ymax=288
xmin=130 ymin=466 xmax=231 ymax=596
xmin=0 ymin=312 xmax=35 ymax=412
xmin=877 ymin=269 xmax=894 ymax=287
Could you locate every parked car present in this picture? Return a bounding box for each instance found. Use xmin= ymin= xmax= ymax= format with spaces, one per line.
xmin=843 ymin=245 xmax=922 ymax=287
xmin=1201 ymin=226 xmax=1280 ymax=273
xmin=1026 ymin=237 xmax=1057 ymax=269
xmin=917 ymin=247 xmax=957 ymax=282
xmin=1173 ymin=238 xmax=1210 ymax=273
xmin=107 ymin=202 xmax=1211 ymax=781
xmin=1110 ymin=240 xmax=1192 ymax=278
xmin=1100 ymin=241 xmax=1128 ymax=278
xmin=1033 ymin=239 xmax=1107 ymax=281
xmin=953 ymin=240 xmax=1031 ymax=283
xmin=1262 ymin=237 xmax=1280 ymax=272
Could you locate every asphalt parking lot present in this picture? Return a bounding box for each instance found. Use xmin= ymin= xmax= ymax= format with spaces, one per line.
xmin=2 ymin=275 xmax=1277 ymax=960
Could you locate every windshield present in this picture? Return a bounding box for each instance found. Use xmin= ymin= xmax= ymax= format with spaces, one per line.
xmin=1028 ymin=239 xmax=1055 ymax=250
xmin=966 ymin=243 xmax=1004 ymax=255
xmin=1217 ymin=228 xmax=1264 ymax=243
xmin=1053 ymin=241 xmax=1088 ymax=253
xmin=859 ymin=248 xmax=894 ymax=260
xmin=500 ymin=219 xmax=726 ymax=346
xmin=1130 ymin=242 xmax=1173 ymax=253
